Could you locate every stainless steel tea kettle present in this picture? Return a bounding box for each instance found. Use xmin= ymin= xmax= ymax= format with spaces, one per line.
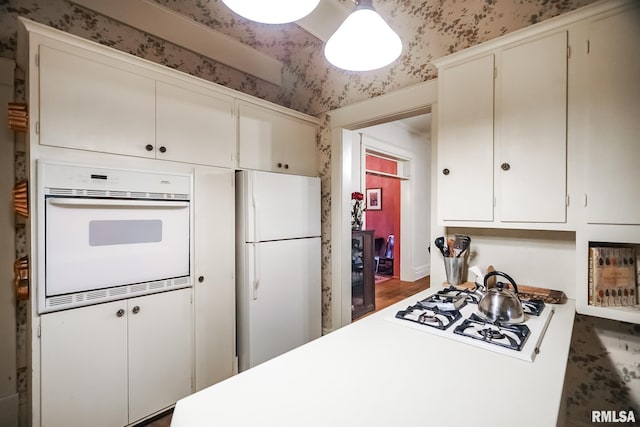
xmin=477 ymin=271 xmax=525 ymax=324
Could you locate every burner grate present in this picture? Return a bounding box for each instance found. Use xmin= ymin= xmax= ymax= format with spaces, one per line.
xmin=453 ymin=313 xmax=531 ymax=351
xmin=437 ymin=286 xmax=483 ymax=305
xmin=522 ymin=299 xmax=545 ymax=316
xmin=395 ymin=304 xmax=461 ymax=330
xmin=418 ymin=293 xmax=467 ymax=311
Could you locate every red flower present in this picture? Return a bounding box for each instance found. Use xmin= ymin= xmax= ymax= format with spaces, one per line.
xmin=351 ymin=191 xmax=364 ymax=201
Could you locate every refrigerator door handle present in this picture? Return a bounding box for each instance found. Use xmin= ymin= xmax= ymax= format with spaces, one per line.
xmin=253 ymin=244 xmax=260 ymax=300
xmin=250 ymin=173 xmax=260 ymax=242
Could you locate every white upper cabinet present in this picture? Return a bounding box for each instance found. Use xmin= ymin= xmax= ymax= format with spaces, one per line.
xmin=38 ymin=41 xmax=237 ymax=168
xmin=435 ymin=30 xmax=569 ymax=228
xmin=156 ymin=80 xmax=236 ymax=167
xmin=28 ymin=21 xmax=317 ymax=173
xmin=437 ymin=55 xmax=495 ymax=222
xmin=584 ymin=5 xmax=640 ymax=225
xmin=498 ymin=31 xmax=568 ymax=223
xmin=238 ymin=101 xmax=319 ymax=176
xmin=39 ymin=44 xmax=156 ymax=158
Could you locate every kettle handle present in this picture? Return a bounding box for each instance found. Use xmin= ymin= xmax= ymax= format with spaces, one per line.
xmin=483 ymin=271 xmax=519 ymax=294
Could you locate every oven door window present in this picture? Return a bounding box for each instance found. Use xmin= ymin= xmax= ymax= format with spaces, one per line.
xmin=45 ymin=197 xmax=190 ymax=296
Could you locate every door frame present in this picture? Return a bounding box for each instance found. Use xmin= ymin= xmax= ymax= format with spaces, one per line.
xmin=328 ymin=79 xmax=438 ymax=331
xmin=361 ymin=140 xmax=412 ymax=280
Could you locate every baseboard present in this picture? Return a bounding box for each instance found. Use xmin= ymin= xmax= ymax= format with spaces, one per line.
xmin=0 ymin=393 xmax=18 ymax=427
xmin=414 ymin=264 xmax=430 ymax=280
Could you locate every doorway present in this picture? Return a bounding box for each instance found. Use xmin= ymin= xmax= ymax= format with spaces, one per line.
xmin=365 ymin=153 xmax=402 ymax=280
xmin=329 ymin=80 xmax=437 ymax=331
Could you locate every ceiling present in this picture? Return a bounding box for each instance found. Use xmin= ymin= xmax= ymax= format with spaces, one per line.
xmin=397 ymin=114 xmax=431 ymax=136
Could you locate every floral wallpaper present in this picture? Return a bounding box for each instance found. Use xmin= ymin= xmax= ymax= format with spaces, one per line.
xmin=2 ymin=0 xmax=638 ymax=426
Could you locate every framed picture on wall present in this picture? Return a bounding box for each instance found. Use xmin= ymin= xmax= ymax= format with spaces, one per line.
xmin=366 ymin=188 xmax=382 ymax=211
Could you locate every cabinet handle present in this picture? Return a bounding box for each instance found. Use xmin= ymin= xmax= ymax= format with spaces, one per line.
xmin=501 ymin=162 xmax=511 ymax=171
xmin=284 ymin=164 xmax=289 ymax=169
xmin=132 ymin=306 xmax=140 ymax=314
xmin=116 ymin=309 xmax=125 ymax=318
xmin=442 ymin=168 xmax=450 ymax=176
xmin=198 ymin=276 xmax=204 ymax=283
xmin=277 ymin=162 xmax=282 ymax=168
xmin=145 ymin=144 xmax=154 ymax=152
xmin=159 ymin=146 xmax=167 ymax=153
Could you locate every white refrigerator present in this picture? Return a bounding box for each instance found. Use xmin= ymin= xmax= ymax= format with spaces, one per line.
xmin=236 ymin=170 xmax=322 ymax=371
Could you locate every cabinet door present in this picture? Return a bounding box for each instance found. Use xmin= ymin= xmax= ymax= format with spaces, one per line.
xmin=437 ymin=55 xmax=495 ymax=222
xmin=351 ymin=231 xmax=375 ymax=320
xmin=193 ymin=169 xmax=236 ymax=391
xmin=498 ymin=32 xmax=568 ymax=223
xmin=41 ymin=301 xmax=128 ymax=427
xmin=156 ymin=81 xmax=236 ymax=167
xmin=39 ymin=44 xmax=156 ymax=157
xmin=585 ymin=6 xmax=640 ymax=225
xmin=281 ymin=118 xmax=318 ymax=176
xmin=238 ymin=102 xmax=318 ymax=176
xmin=128 ymin=289 xmax=192 ymax=423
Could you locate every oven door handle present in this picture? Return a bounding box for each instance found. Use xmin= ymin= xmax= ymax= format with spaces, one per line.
xmin=48 ymin=198 xmax=189 ymax=209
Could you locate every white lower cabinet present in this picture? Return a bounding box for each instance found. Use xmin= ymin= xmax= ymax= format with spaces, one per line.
xmin=40 ymin=289 xmax=192 ymax=427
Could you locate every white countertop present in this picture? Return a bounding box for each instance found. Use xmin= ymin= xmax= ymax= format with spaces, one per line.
xmin=172 ymin=288 xmax=576 ymax=427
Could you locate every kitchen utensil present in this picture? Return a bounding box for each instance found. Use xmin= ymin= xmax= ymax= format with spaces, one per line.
xmin=485 ymin=265 xmax=496 ymax=287
xmin=477 ymin=271 xmax=525 ymax=324
xmin=434 ymin=237 xmax=449 ymax=257
xmin=448 ymin=238 xmax=455 ymax=256
xmin=453 ymin=234 xmax=471 ymax=257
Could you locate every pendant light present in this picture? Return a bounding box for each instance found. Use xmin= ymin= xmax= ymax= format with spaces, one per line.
xmin=220 ymin=0 xmax=320 ymax=24
xmin=324 ymin=0 xmax=402 ymax=71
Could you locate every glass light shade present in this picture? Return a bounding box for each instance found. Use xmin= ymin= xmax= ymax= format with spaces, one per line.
xmin=220 ymin=0 xmax=320 ymax=24
xmin=324 ymin=8 xmax=402 ymax=72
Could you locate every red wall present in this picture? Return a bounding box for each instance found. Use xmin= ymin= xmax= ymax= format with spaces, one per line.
xmin=365 ymin=155 xmax=400 ymax=277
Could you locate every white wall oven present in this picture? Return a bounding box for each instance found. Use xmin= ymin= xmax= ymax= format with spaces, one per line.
xmin=38 ymin=162 xmax=192 ymax=313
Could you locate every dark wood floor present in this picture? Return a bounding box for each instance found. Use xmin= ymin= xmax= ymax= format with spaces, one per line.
xmin=355 ymin=275 xmax=430 ymax=320
xmin=142 ymin=276 xmax=430 ymax=426
xmin=139 ymin=410 xmax=172 ymax=427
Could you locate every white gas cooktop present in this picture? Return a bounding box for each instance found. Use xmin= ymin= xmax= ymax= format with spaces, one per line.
xmin=387 ymin=289 xmax=555 ymax=362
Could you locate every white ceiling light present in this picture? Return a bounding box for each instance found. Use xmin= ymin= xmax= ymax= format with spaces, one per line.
xmin=220 ymin=0 xmax=320 ymax=24
xmin=324 ymin=0 xmax=402 ymax=72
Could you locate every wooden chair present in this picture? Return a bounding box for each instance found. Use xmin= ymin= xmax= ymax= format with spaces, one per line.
xmin=375 ymin=234 xmax=394 ymax=275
